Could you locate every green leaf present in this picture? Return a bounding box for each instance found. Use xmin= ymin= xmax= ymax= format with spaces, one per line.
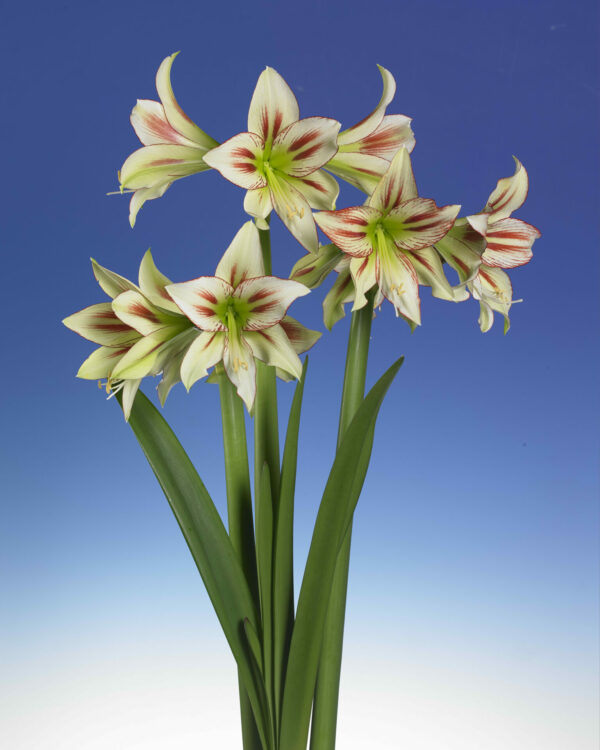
xmin=255 ymin=462 xmax=275 ymax=741
xmin=279 ymin=356 xmax=404 ymax=750
xmin=273 ymin=358 xmax=307 ymax=731
xmin=117 ymin=390 xmax=269 ymax=749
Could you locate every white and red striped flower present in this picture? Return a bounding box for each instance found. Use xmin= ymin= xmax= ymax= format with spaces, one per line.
xmin=118 ymin=53 xmax=218 ymax=227
xmin=325 ymin=65 xmax=416 ymax=194
xmin=166 ymin=222 xmax=318 ymax=410
xmin=63 ymin=252 xmax=196 ymax=418
xmin=436 ymin=158 xmax=540 ymax=332
xmin=314 ymin=148 xmax=460 ymax=326
xmin=203 ymin=68 xmax=341 ymax=253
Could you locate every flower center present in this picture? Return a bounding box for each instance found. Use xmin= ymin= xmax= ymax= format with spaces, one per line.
xmin=215 ymin=296 xmax=251 ymax=329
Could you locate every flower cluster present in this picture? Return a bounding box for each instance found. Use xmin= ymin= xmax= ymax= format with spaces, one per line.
xmin=66 ymin=53 xmax=540 ymax=417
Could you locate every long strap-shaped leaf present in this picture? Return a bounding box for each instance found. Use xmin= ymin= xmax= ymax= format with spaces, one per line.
xmin=117 ymin=390 xmax=270 ymax=749
xmin=278 ymin=356 xmax=404 ymax=750
xmin=273 ymin=358 xmax=308 ymax=734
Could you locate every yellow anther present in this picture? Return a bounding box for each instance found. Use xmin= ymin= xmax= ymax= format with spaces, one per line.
xmin=391 ymin=283 xmax=405 ymax=296
xmin=232 ymin=358 xmax=248 ymax=373
xmin=286 ymin=204 xmax=304 ymax=221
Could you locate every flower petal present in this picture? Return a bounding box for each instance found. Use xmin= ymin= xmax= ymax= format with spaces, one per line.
xmin=368 ymin=147 xmax=418 ymax=212
xmin=120 ymin=144 xmax=209 ymax=190
xmin=91 ymin=258 xmax=139 ymax=299
xmin=323 ymin=265 xmax=355 ymax=330
xmin=245 ymin=323 xmax=303 ymax=380
xmin=248 ymin=67 xmax=299 ymax=147
xmin=349 ymin=114 xmax=415 ymax=159
xmin=166 ymin=276 xmax=233 ymax=331
xmin=138 ymin=249 xmax=181 ymax=313
xmin=215 ymin=221 xmax=264 ymax=287
xmin=155 ymin=53 xmax=218 ymax=150
xmin=223 ymin=332 xmax=257 ymax=411
xmin=235 ymin=276 xmax=310 ymax=330
xmin=270 ymin=117 xmax=341 ymax=176
xmin=376 ymin=237 xmax=421 ymax=324
xmin=404 ymin=247 xmax=456 ymax=301
xmin=157 ymin=328 xmax=199 ymax=403
xmin=244 ymin=186 xmax=273 ymax=220
xmin=112 ymin=290 xmax=179 ymax=336
xmin=268 ymin=172 xmax=319 ymax=252
xmin=314 ymin=206 xmax=379 ymax=257
xmin=279 ymin=315 xmax=322 ymax=354
xmin=63 ymin=303 xmax=141 ymax=347
xmin=434 ymin=216 xmax=487 ymax=285
xmin=111 ymin=329 xmax=175 ymax=380
xmin=128 ymin=182 xmax=171 ymax=228
xmin=76 ymin=345 xmax=129 ymax=380
xmin=121 ymin=379 xmax=143 ymax=421
xmin=349 ymin=253 xmax=378 ymax=310
xmin=338 ymin=65 xmax=396 ymax=146
xmin=131 ymin=99 xmax=198 ymax=147
xmin=481 ymin=217 xmax=540 ymax=268
xmin=281 ymin=169 xmax=339 ymax=211
xmin=203 ymin=132 xmax=266 ymax=190
xmin=290 ymin=243 xmax=345 ymax=288
xmin=325 ymin=152 xmax=390 ymax=194
xmin=180 ymin=330 xmax=226 ymax=389
xmin=484 ymin=156 xmax=528 ymax=220
xmin=470 ymin=265 xmax=513 ymax=333
xmin=385 ymin=199 xmax=460 ymax=251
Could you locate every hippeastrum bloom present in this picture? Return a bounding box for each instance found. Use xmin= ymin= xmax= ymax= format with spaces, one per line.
xmin=166 ymin=222 xmax=317 ymax=410
xmin=437 ymin=158 xmax=540 ymax=332
xmin=63 ymin=252 xmax=196 ymax=418
xmin=118 ymin=52 xmax=218 ymax=227
xmin=314 ymin=148 xmax=460 ymax=326
xmin=203 ymin=68 xmax=341 ymax=252
xmin=325 ymin=65 xmax=415 ymax=194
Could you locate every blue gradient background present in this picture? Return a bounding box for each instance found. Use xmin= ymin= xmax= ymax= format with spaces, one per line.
xmin=2 ymin=1 xmax=598 ymax=748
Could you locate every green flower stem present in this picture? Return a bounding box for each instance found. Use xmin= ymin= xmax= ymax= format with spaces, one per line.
xmin=217 ymin=365 xmax=263 ymax=750
xmin=255 ymin=223 xmax=280 ymax=741
xmin=309 ymin=289 xmax=376 ymax=750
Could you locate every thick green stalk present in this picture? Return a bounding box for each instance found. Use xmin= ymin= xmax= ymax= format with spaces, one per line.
xmin=218 ymin=367 xmax=263 ymax=750
xmin=254 ymin=223 xmax=280 ymax=743
xmin=255 ymin=224 xmax=281 ymax=498
xmin=309 ymin=290 xmax=375 ymax=750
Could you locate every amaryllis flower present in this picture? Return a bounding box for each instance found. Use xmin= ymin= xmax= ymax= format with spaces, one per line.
xmin=325 ymin=65 xmax=416 ymax=194
xmin=166 ymin=222 xmax=317 ymax=410
xmin=203 ymin=68 xmax=341 ymax=252
xmin=436 ymin=158 xmax=540 ymax=332
xmin=118 ymin=53 xmax=218 ymax=227
xmin=314 ymin=148 xmax=460 ymax=326
xmin=63 ymin=252 xmax=196 ymax=419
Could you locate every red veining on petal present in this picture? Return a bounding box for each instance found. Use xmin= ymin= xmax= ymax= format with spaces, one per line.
xmin=293 ymin=265 xmax=316 ymax=277
xmin=232 ymin=147 xmax=256 ymax=160
xmin=150 ymin=158 xmax=184 ymax=166
xmin=451 ymin=255 xmax=469 ymax=274
xmin=93 ymin=323 xmax=132 ymax=332
xmin=408 ymin=252 xmax=433 ymax=271
xmin=478 ymin=268 xmax=498 ymax=288
xmin=248 ymin=289 xmax=273 ymax=303
xmin=293 ymin=142 xmax=322 ymax=161
xmin=233 ymin=162 xmax=258 ymax=174
xmin=142 ymin=111 xmax=183 ymax=144
xmin=272 ymin=110 xmax=284 ymax=139
xmin=194 ymin=304 xmax=217 ymax=317
xmin=289 ymin=130 xmax=319 ymax=151
xmin=252 ymin=301 xmax=278 ymax=314
xmin=198 ymin=289 xmax=218 ymax=304
xmin=129 ymin=302 xmax=160 ymax=322
xmin=300 ymin=177 xmax=327 ymax=193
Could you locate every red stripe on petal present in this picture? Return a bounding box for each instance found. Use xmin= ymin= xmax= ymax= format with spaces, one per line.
xmin=129 ymin=302 xmax=160 ymax=322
